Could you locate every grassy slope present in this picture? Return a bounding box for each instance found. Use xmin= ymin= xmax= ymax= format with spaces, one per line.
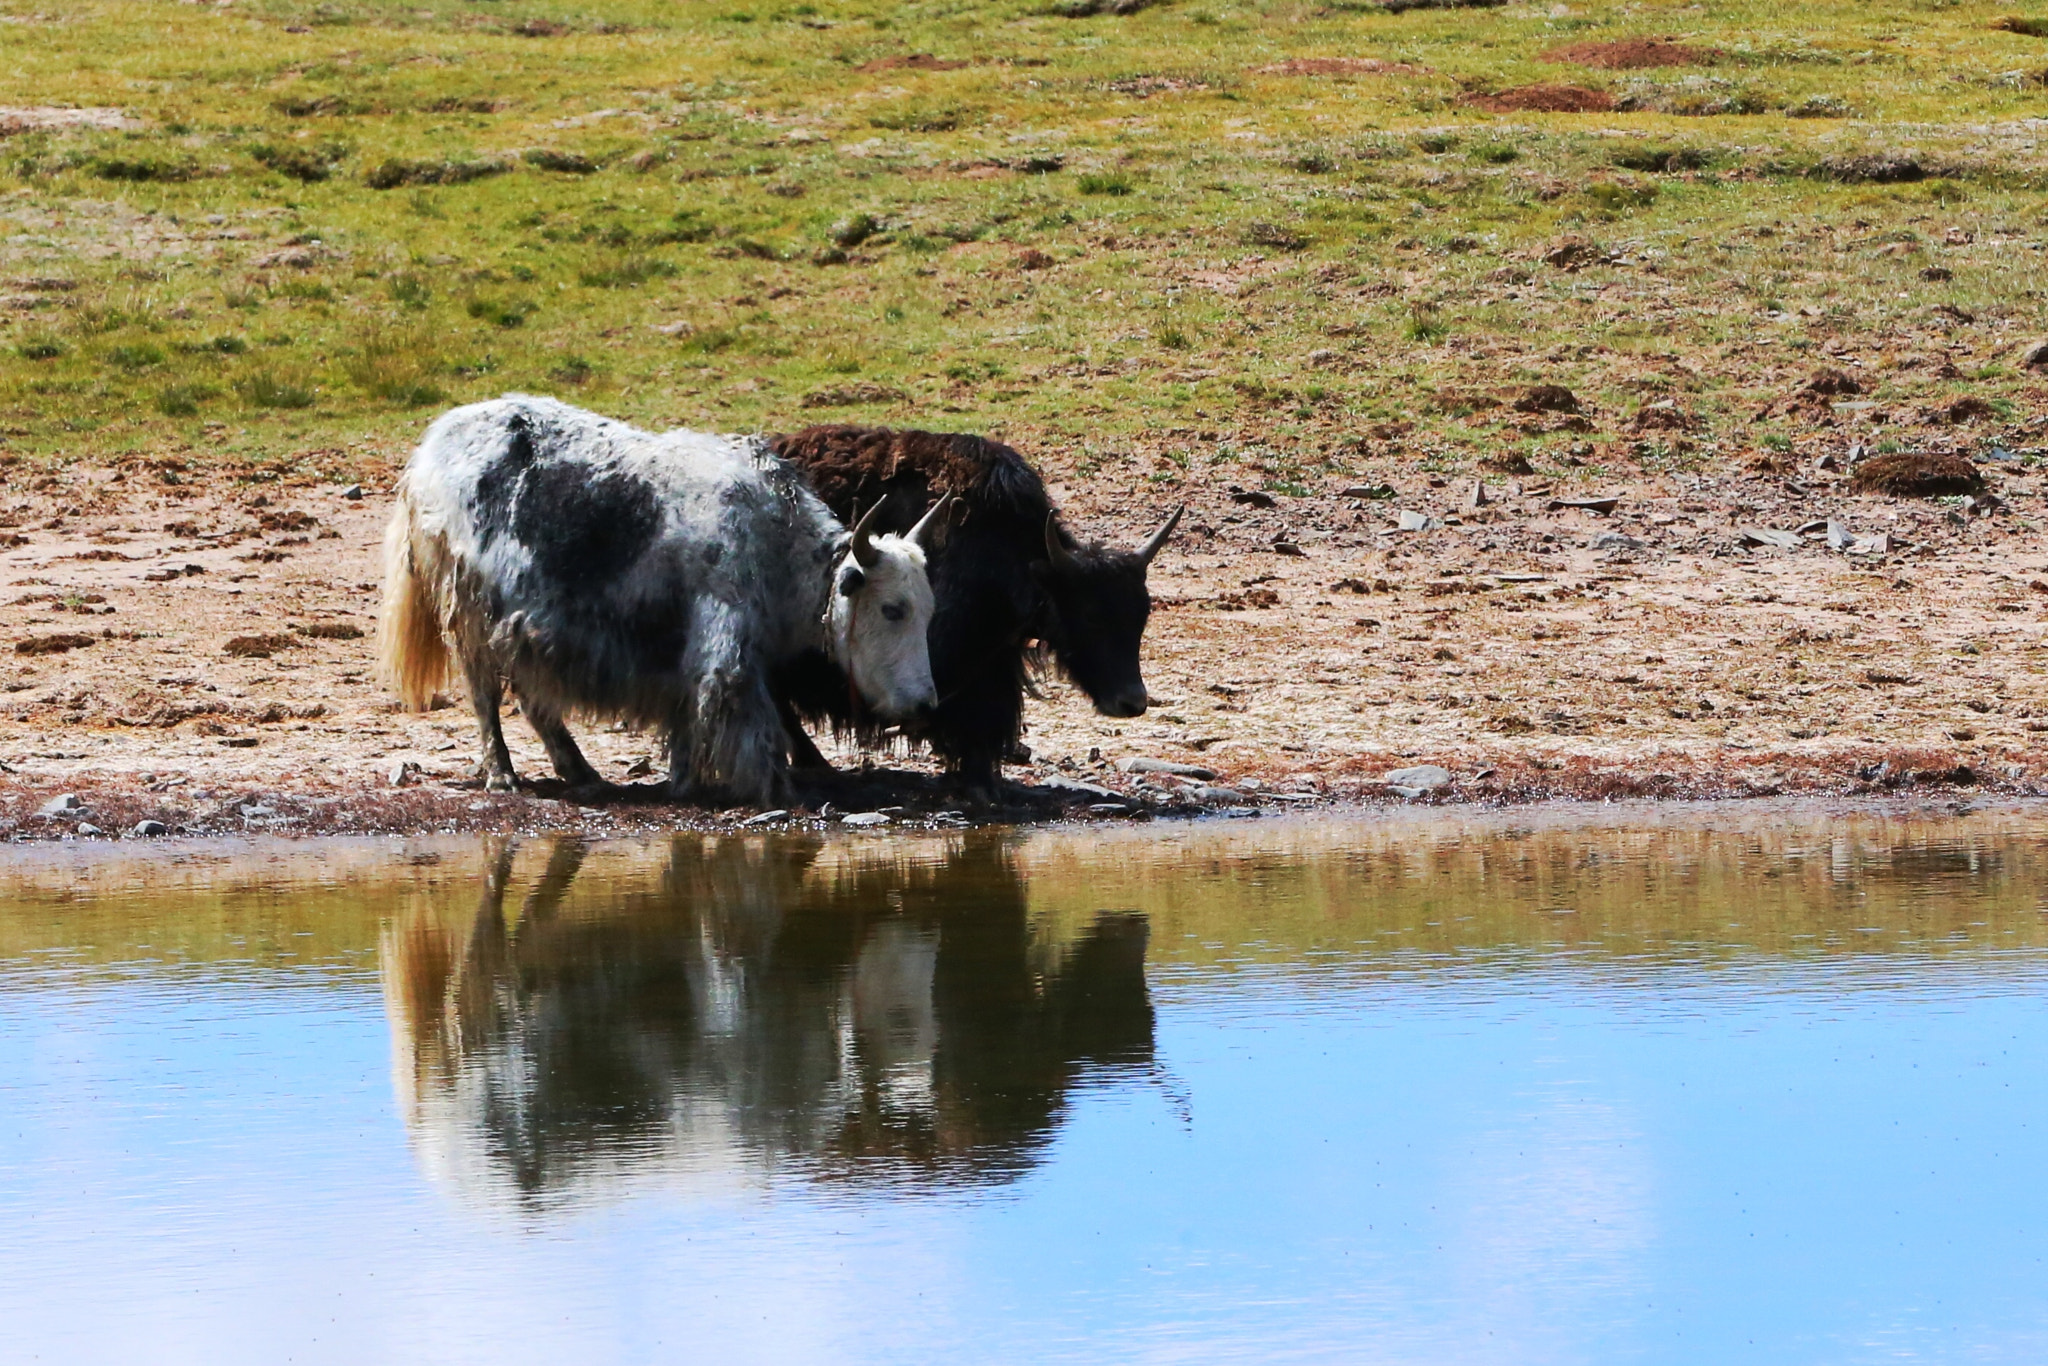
xmin=1 ymin=0 xmax=2046 ymax=489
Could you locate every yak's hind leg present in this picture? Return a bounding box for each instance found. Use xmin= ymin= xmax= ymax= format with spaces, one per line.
xmin=517 ymin=692 xmax=606 ymax=792
xmin=777 ymin=696 xmax=834 ymax=774
xmin=671 ymin=597 xmax=788 ymax=809
xmin=457 ymin=645 xmax=517 ymax=792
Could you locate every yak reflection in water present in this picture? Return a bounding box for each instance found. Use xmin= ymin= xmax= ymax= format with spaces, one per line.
xmin=381 ymin=834 xmax=1154 ymax=1210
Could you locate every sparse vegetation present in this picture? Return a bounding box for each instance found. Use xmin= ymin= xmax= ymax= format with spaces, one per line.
xmin=0 ymin=0 xmax=2039 ymax=482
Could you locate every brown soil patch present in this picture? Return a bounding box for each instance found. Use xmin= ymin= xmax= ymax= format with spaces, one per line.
xmin=0 ymin=106 xmax=141 ymax=134
xmin=1541 ymin=39 xmax=1717 ymax=70
xmin=1460 ymin=85 xmax=1614 ymax=113
xmin=858 ymin=54 xmax=971 ymax=73
xmin=1258 ymin=58 xmax=1433 ymax=77
xmin=1848 ymin=452 xmax=1985 ymax=498
xmin=3 ymin=449 xmax=2048 ymax=842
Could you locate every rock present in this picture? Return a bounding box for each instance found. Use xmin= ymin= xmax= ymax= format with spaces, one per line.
xmin=1963 ymin=492 xmax=2005 ymax=518
xmin=1339 ymin=483 xmax=1395 ymax=500
xmin=1395 ymin=509 xmax=1441 ymax=532
xmin=1382 ymin=764 xmax=1453 ymax=791
xmin=1187 ymin=785 xmax=1253 ymax=804
xmin=341 ymin=484 xmax=364 ymax=501
xmin=131 ymin=820 xmax=168 ymax=837
xmin=75 ymin=823 xmax=103 ymax=837
xmin=1120 ymin=757 xmax=1216 ymax=779
xmin=37 ymin=793 xmax=83 ymax=817
xmin=1847 ymin=531 xmax=1894 ymax=556
xmin=1466 ymin=480 xmax=1490 ymax=510
xmin=1040 ymin=775 xmax=1118 ymax=799
xmin=841 ymin=811 xmax=891 ymax=827
xmin=740 ymin=809 xmax=790 ymax=826
xmin=387 ymin=760 xmax=420 ymax=788
xmin=1737 ymin=527 xmax=1803 ymax=550
xmin=1272 ymin=540 xmax=1305 ymax=556
xmin=622 ymin=756 xmax=655 ymax=778
xmin=2022 ymin=341 xmax=2048 ymax=370
xmin=1548 ymin=496 xmax=1620 ymax=514
xmin=1087 ymin=801 xmax=1136 ymax=816
xmin=1591 ymin=531 xmax=1643 ymax=551
xmin=1230 ymin=488 xmax=1277 ymax=509
xmin=1827 ymin=519 xmax=1854 ymax=551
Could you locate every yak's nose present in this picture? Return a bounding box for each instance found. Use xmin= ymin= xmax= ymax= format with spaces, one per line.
xmin=1098 ymin=688 xmax=1149 ymax=719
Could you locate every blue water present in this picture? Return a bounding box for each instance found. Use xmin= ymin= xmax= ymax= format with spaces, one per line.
xmin=2 ymin=819 xmax=2047 ymax=1364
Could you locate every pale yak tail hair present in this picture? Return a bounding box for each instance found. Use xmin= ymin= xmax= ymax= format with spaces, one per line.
xmin=378 ymin=488 xmax=450 ymax=712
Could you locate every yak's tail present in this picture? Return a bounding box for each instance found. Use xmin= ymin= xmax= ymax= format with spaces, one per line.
xmin=377 ymin=484 xmax=449 ymax=712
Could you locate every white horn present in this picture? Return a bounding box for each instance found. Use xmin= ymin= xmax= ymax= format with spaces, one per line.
xmin=909 ymin=492 xmax=954 ymax=552
xmin=1137 ymin=503 xmax=1185 ymax=565
xmin=849 ymin=500 xmax=883 ymax=569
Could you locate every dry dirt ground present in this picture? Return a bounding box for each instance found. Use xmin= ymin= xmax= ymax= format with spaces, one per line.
xmin=2 ymin=438 xmax=2044 ymax=841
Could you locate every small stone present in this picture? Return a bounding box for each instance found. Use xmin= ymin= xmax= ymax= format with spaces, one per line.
xmin=75 ymin=822 xmax=104 ymax=837
xmin=2021 ymin=340 xmax=2048 ymax=370
xmin=1087 ymin=802 xmax=1134 ymax=815
xmin=1827 ymin=519 xmax=1854 ymax=551
xmin=1339 ymin=483 xmax=1395 ymax=500
xmin=1395 ymin=509 xmax=1441 ymax=532
xmin=1187 ymin=785 xmax=1253 ymax=804
xmin=741 ymin=809 xmax=790 ymax=826
xmin=1382 ymin=764 xmax=1453 ymax=791
xmin=1272 ymin=540 xmax=1305 ymax=556
xmin=841 ymin=810 xmax=891 ymax=827
xmin=1548 ymin=497 xmax=1620 ymax=515
xmin=1591 ymin=531 xmax=1643 ymax=551
xmin=37 ymin=793 xmax=83 ymax=817
xmin=1737 ymin=527 xmax=1803 ymax=551
xmin=1466 ymin=480 xmax=1490 ymax=510
xmin=340 ymin=485 xmax=364 ymax=501
xmin=387 ymin=760 xmax=420 ymax=788
xmin=1040 ymin=774 xmax=1118 ymax=799
xmin=131 ymin=819 xmax=169 ymax=837
xmin=622 ymin=755 xmax=654 ymax=778
xmin=1120 ymin=757 xmax=1217 ymax=779
xmin=1847 ymin=532 xmax=1894 ymax=556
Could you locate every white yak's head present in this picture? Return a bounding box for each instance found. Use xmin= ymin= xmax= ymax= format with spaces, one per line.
xmin=827 ymin=494 xmax=951 ymax=720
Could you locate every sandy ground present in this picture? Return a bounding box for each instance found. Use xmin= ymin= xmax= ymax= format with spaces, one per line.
xmin=2 ymin=446 xmax=2044 ymax=840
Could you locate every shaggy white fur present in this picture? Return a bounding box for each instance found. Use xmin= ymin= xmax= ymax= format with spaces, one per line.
xmin=378 ymin=394 xmax=940 ymax=806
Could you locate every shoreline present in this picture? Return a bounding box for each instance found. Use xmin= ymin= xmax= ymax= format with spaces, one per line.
xmin=0 ymin=746 xmax=2024 ymax=844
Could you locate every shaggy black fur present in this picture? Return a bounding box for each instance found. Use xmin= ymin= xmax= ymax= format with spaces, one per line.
xmin=768 ymin=425 xmax=1167 ymax=791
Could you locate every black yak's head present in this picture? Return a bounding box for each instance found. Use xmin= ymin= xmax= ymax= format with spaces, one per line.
xmin=1039 ymin=506 xmax=1183 ymax=718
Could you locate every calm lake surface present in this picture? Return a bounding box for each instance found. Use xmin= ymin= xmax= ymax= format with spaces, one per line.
xmin=4 ymin=806 xmax=2048 ymax=1364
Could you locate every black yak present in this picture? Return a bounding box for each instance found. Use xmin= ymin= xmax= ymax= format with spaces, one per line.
xmin=767 ymin=425 xmax=1182 ymax=793
xmin=379 ymin=395 xmax=951 ymax=807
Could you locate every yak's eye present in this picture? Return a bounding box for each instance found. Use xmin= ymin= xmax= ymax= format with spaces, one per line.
xmin=881 ymin=602 xmax=906 ymax=622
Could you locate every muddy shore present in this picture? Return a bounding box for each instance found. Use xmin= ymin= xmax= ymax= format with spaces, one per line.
xmin=3 ymin=447 xmax=2044 ymax=842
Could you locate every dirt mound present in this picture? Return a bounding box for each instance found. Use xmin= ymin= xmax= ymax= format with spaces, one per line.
xmin=1848 ymin=452 xmax=1984 ymax=498
xmin=1258 ymin=57 xmax=1432 ymax=77
xmin=1542 ymin=39 xmax=1716 ymax=69
xmin=1459 ymin=85 xmax=1614 ymax=113
xmin=858 ymin=54 xmax=970 ymax=73
xmin=1810 ymin=154 xmax=1926 ymax=184
xmin=1798 ymin=368 xmax=1863 ymax=397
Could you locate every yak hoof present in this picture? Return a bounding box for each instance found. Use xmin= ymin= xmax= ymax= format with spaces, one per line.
xmin=482 ymin=770 xmax=518 ymax=794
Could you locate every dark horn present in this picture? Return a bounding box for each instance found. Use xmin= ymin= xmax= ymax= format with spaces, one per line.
xmin=1044 ymin=513 xmax=1082 ymax=573
xmin=1137 ymin=503 xmax=1185 ymax=564
xmin=849 ymin=501 xmax=883 ymax=569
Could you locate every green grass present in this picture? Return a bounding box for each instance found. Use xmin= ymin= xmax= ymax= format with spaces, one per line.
xmin=1 ymin=0 xmax=2046 ymax=480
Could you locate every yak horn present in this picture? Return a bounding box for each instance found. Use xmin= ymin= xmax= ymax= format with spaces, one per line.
xmin=1137 ymin=503 xmax=1185 ymax=565
xmin=1044 ymin=513 xmax=1082 ymax=573
xmin=909 ymin=492 xmax=954 ymax=552
xmin=849 ymin=500 xmax=884 ymax=568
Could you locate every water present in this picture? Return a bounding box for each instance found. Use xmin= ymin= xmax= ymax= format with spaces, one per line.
xmin=4 ymin=807 xmax=2048 ymax=1363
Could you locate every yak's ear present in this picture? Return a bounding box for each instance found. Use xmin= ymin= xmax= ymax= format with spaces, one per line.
xmin=838 ymin=563 xmax=867 ymax=597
